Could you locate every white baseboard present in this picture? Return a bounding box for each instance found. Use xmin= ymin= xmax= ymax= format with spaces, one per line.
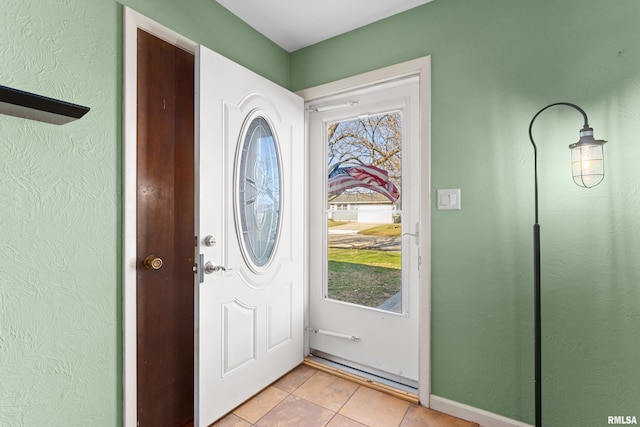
xmin=430 ymin=395 xmax=534 ymax=427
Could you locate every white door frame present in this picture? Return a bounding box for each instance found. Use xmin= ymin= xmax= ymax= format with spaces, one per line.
xmin=297 ymin=57 xmax=432 ymax=405
xmin=122 ymin=7 xmax=197 ymax=427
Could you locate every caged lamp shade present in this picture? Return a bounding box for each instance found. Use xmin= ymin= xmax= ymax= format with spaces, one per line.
xmin=569 ymin=126 xmax=607 ymax=188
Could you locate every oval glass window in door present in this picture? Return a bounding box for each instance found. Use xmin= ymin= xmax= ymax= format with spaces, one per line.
xmin=236 ymin=114 xmax=282 ymax=271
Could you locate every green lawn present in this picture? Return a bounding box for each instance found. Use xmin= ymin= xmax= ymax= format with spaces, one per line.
xmin=327 ymin=247 xmax=401 ymax=308
xmin=328 ymin=247 xmax=400 ymax=269
xmin=358 ymin=223 xmax=402 ymax=237
xmin=326 ymin=221 xmax=402 ymax=236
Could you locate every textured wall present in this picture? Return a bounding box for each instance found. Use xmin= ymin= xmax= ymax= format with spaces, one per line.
xmin=0 ymin=0 xmax=288 ymax=425
xmin=0 ymin=1 xmax=118 ymax=425
xmin=3 ymin=0 xmax=639 ymax=425
xmin=291 ymin=0 xmax=640 ymax=426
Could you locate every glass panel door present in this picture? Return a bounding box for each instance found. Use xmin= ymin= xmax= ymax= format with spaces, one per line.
xmin=326 ymin=112 xmax=403 ymax=313
xmin=307 ymin=74 xmax=421 ymax=385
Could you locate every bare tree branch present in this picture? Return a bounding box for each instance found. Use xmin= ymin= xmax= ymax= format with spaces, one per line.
xmin=327 ymin=111 xmax=402 ymax=187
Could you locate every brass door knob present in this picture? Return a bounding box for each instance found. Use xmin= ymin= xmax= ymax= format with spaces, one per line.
xmin=143 ymin=255 xmax=163 ymax=270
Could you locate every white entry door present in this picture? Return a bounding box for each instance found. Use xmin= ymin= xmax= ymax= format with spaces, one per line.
xmin=195 ymin=45 xmax=304 ymax=426
xmin=307 ymin=75 xmax=421 ymax=385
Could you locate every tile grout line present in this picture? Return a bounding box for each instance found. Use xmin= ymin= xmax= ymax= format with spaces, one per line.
xmin=259 ymin=376 xmax=308 ymax=426
xmin=233 ymin=381 xmax=294 ymax=426
xmin=325 ymin=382 xmax=363 ymax=427
xmin=292 ymin=367 xmax=343 ymax=427
xmin=286 ymin=366 xmax=368 ymax=427
xmin=251 ymin=368 xmax=326 ymax=427
xmin=228 ymin=365 xmax=418 ymax=427
xmin=223 ymin=364 xmax=478 ymax=427
xmin=397 ymin=401 xmax=413 ymax=427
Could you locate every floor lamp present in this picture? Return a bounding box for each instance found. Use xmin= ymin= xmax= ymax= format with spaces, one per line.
xmin=528 ymin=102 xmax=607 ymax=427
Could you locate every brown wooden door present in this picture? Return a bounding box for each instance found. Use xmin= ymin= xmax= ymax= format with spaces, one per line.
xmin=136 ymin=29 xmax=195 ymax=427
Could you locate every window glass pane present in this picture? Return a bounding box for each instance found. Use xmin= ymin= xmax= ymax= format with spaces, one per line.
xmin=326 ymin=112 xmax=402 ymax=313
xmin=237 ymin=116 xmax=281 ymax=270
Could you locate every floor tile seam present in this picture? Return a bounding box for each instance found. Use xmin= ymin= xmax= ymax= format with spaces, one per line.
xmin=396 ymin=401 xmax=413 ymax=427
xmin=259 ymin=368 xmax=321 ymax=423
xmin=249 ymin=403 xmax=276 ymax=427
xmin=323 ymin=410 xmax=367 ymax=427
xmin=272 ymin=368 xmax=320 ymax=395
xmin=251 ymin=371 xmax=331 ymax=426
xmin=340 ymin=386 xmax=413 ymax=427
xmin=291 ymin=376 xmax=362 ymax=413
xmin=279 ymin=372 xmax=365 ymax=425
xmin=232 ymin=411 xmax=252 ymax=425
xmin=335 ymin=383 xmax=362 ymax=418
xmin=323 ymin=411 xmax=340 ymax=427
xmin=288 ymin=388 xmax=340 ymax=415
xmin=258 ymin=387 xmax=341 ymax=427
xmin=291 ymin=368 xmax=321 ymax=394
xmin=263 ymin=387 xmax=295 ymax=426
xmin=236 ymin=366 xmax=389 ymax=427
xmin=235 ymin=410 xmax=261 ymax=426
xmin=286 ymin=368 xmax=330 ymax=408
xmin=236 ymin=387 xmax=291 ymax=426
xmin=337 ymin=374 xmax=412 ymax=426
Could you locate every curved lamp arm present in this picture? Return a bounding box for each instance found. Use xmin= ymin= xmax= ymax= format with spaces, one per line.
xmin=528 ymin=102 xmax=606 ymax=223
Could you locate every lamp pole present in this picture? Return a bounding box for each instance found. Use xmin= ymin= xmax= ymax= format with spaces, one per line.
xmin=528 ymin=102 xmax=607 ymax=427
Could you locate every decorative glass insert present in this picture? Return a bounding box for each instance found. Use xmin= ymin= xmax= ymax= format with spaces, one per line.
xmin=237 ymin=115 xmax=281 ymax=271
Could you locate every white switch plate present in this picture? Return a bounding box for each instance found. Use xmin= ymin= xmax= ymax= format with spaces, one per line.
xmin=437 ymin=189 xmax=461 ymax=210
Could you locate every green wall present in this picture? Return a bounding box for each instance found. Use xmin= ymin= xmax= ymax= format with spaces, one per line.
xmin=0 ymin=0 xmax=287 ymax=425
xmin=2 ymin=0 xmax=639 ymax=426
xmin=291 ymin=0 xmax=640 ymax=425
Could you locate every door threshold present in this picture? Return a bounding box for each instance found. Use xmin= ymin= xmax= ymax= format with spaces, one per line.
xmin=303 ymin=355 xmax=419 ymax=404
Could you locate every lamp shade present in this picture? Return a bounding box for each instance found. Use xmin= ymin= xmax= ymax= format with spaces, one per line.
xmin=569 ymin=126 xmax=607 ymax=188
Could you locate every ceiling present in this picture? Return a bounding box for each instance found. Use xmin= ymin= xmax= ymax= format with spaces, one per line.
xmin=215 ymin=0 xmax=433 ymax=52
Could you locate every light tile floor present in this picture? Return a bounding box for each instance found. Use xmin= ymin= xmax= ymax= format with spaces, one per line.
xmin=212 ymin=364 xmax=479 ymax=427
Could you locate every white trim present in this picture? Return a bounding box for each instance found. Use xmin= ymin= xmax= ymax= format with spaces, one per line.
xmin=297 ymin=58 xmax=429 ymax=104
xmin=430 ymin=395 xmax=534 ymax=427
xmin=122 ymin=7 xmax=197 ymax=427
xmin=297 ymin=56 xmax=432 ymax=405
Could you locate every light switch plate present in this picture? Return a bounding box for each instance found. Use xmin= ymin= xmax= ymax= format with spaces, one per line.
xmin=437 ymin=189 xmax=461 ymax=210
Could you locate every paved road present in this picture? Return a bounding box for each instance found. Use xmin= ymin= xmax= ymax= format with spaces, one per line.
xmin=327 ymin=222 xmax=401 ymax=251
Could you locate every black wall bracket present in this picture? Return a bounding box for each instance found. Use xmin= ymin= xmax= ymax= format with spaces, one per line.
xmin=0 ymin=85 xmax=90 ymax=125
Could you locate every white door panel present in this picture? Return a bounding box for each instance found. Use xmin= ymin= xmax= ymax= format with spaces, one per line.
xmin=308 ymin=77 xmax=421 ymax=384
xmin=195 ymin=45 xmax=304 ymax=426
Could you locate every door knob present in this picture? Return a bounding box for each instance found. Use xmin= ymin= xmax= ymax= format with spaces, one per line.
xmin=144 ymin=255 xmax=163 ymax=270
xmin=204 ymin=261 xmax=228 ymax=274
